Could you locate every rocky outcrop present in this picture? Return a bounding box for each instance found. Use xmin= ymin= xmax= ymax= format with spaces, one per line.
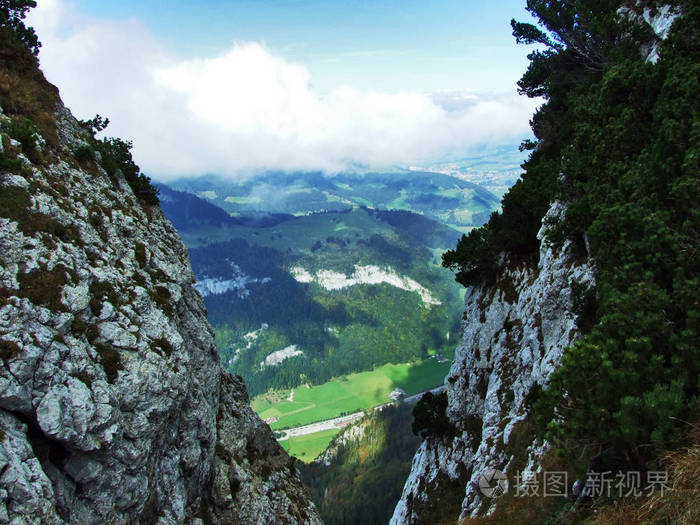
xmin=0 ymin=96 xmax=319 ymax=522
xmin=314 ymin=415 xmax=372 ymax=468
xmin=390 ymin=202 xmax=595 ymax=524
xmin=619 ymin=3 xmax=681 ymax=63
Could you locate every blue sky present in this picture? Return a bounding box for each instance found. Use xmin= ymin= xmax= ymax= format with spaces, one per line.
xmin=30 ymin=0 xmax=541 ymax=179
xmin=72 ymin=0 xmax=536 ymax=93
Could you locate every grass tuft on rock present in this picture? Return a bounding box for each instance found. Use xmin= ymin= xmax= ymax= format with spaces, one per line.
xmin=17 ymin=264 xmax=72 ymax=310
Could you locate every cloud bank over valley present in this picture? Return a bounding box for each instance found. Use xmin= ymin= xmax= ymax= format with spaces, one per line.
xmin=29 ymin=0 xmax=539 ymax=179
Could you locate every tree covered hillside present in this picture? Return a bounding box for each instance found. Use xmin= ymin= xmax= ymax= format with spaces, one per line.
xmin=189 ymin=207 xmax=464 ymax=397
xmin=444 ymin=0 xmax=698 ymax=476
xmin=301 ymin=404 xmax=421 ymax=525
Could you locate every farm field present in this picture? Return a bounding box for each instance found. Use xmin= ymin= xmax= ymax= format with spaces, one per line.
xmin=252 ymin=358 xmax=451 ymax=431
xmin=279 ymin=428 xmax=341 ymax=462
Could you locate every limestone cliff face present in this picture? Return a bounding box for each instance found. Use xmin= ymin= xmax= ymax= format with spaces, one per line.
xmin=390 ymin=6 xmax=682 ymax=522
xmin=390 ymin=202 xmax=595 ymax=524
xmin=0 ymin=100 xmax=319 ymax=523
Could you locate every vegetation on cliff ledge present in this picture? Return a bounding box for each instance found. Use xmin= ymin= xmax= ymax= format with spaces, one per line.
xmin=0 ymin=4 xmax=159 ymax=206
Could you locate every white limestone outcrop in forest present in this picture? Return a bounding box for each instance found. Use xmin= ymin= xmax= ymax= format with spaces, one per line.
xmin=291 ymin=264 xmax=441 ymax=307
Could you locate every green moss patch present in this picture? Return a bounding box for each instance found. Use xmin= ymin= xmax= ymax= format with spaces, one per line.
xmin=89 ymin=280 xmax=121 ymax=314
xmin=94 ymin=342 xmax=123 ymax=383
xmin=149 ymin=285 xmax=174 ymax=316
xmin=0 ymin=151 xmax=24 ymax=173
xmin=8 ymin=118 xmax=41 ymax=163
xmin=0 ymin=184 xmax=31 ymax=223
xmin=17 ymin=264 xmax=72 ymax=310
xmin=0 ymin=339 xmax=21 ymax=360
xmin=0 ymin=185 xmax=83 ymax=245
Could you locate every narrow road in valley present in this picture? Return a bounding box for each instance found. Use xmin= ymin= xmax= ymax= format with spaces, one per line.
xmin=275 ymin=385 xmax=446 ymax=440
xmin=276 ymin=412 xmax=365 ymax=440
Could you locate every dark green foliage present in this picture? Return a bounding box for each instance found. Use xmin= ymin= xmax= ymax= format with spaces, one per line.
xmin=533 ymin=3 xmax=700 ymax=468
xmin=445 ymin=0 xmax=700 ymax=477
xmin=412 ymin=391 xmax=454 ymax=439
xmin=570 ymin=278 xmax=597 ymax=331
xmin=93 ymin=137 xmax=159 ymax=205
xmin=442 ymin=225 xmax=495 ymax=286
xmin=0 ymin=0 xmax=39 ymax=56
xmin=0 ymin=183 xmax=31 ymax=223
xmin=7 ymin=117 xmax=38 ymax=159
xmin=0 ymin=151 xmax=23 ymax=172
xmin=75 ymin=144 xmax=94 ymax=164
xmin=79 ymin=114 xmax=109 ymax=135
xmin=77 ymin=115 xmax=159 ymax=205
xmin=442 ymin=0 xmax=667 ymax=286
xmin=301 ymin=404 xmax=421 ymax=525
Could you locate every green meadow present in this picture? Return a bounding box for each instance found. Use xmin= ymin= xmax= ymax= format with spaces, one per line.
xmin=252 ymin=359 xmax=451 ymax=431
xmin=279 ymin=428 xmax=341 ymax=463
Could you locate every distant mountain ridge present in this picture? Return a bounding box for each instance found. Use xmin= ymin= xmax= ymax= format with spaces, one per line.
xmin=167 ymin=169 xmax=501 ymax=232
xmin=156 ymin=183 xmax=294 ymax=230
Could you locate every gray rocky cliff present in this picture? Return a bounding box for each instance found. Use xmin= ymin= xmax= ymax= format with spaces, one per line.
xmin=390 ymin=201 xmax=595 ymax=524
xmin=0 ymin=100 xmax=320 ymax=524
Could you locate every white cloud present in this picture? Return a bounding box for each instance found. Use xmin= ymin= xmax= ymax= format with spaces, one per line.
xmin=28 ymin=0 xmax=539 ymax=180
